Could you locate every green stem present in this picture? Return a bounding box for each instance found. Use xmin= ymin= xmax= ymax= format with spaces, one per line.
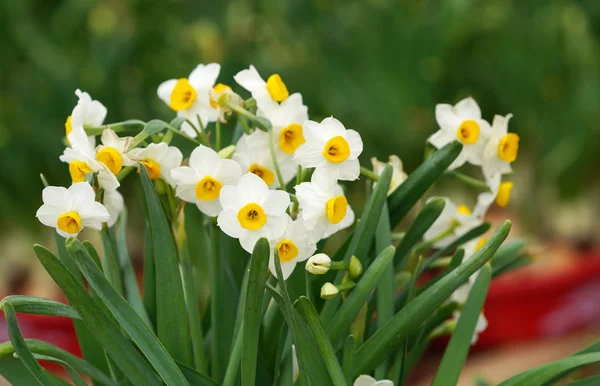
xmin=330 ymin=261 xmax=350 ymax=271
xmin=336 ymin=281 xmax=356 ymax=292
xmin=208 ymin=224 xmax=225 ymax=379
xmin=391 ymin=232 xmax=406 ymax=241
xmin=165 ymin=186 xmax=178 ymax=220
xmin=239 ymin=117 xmax=252 ymax=135
xmin=84 ymin=120 xmax=146 ymax=136
xmin=222 ymin=99 xmax=271 ymax=131
xmin=360 ymin=166 xmax=379 ymax=181
xmin=216 ymin=121 xmax=222 ymax=151
xmin=267 ymin=128 xmax=286 ymax=190
xmin=222 ymin=322 xmax=243 ymax=386
xmin=117 ymin=166 xmax=135 ymax=182
xmin=445 ymin=171 xmax=491 ymax=192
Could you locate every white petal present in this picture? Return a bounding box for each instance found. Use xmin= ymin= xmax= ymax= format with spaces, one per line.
xmin=435 ymin=103 xmax=460 ymax=129
xmin=428 ymin=129 xmax=455 ymax=149
xmin=171 ymin=166 xmax=199 ymax=185
xmin=42 ymin=186 xmax=72 ymax=210
xmin=188 ymin=63 xmax=221 ymax=90
xmin=239 ymin=231 xmax=262 ymax=253
xmin=302 ymin=120 xmax=329 ymax=147
xmin=345 ymin=130 xmax=363 ymax=159
xmin=455 ymin=96 xmax=481 ymax=119
xmin=87 ymin=100 xmax=108 ymax=126
xmin=311 ymin=163 xmax=339 ymax=191
xmin=338 ymin=158 xmax=360 ymax=181
xmin=263 ymin=215 xmax=288 ymax=241
xmin=68 ymin=182 xmax=96 ymax=211
xmin=217 ymin=209 xmax=244 ymax=238
xmin=36 ymin=205 xmax=61 ymax=228
xmin=293 ymin=144 xmax=325 ymax=168
xmin=373 ymin=381 xmax=394 ymax=386
xmin=215 ymin=159 xmax=242 ymax=186
xmin=219 ymin=185 xmax=239 ymax=210
xmin=448 ymin=150 xmax=468 ymax=170
xmin=262 ymin=190 xmax=290 ymax=216
xmin=98 ymin=168 xmax=120 ymax=191
xmin=196 ymin=199 xmax=222 ymax=217
xmin=268 ymin=258 xmax=296 ymax=280
xmin=320 ymin=117 xmax=347 ymax=136
xmin=56 ymin=228 xmax=78 ymax=239
xmin=353 ymin=375 xmax=377 ymax=386
xmin=175 ymin=183 xmax=198 ymax=203
xmin=233 ymin=65 xmax=265 ymax=92
xmin=237 ymin=173 xmax=269 ymax=203
xmin=157 ymin=79 xmax=177 ymax=106
xmin=80 ymin=201 xmax=110 ymax=225
xmin=104 ymin=190 xmax=124 ymax=227
xmin=189 ymin=145 xmax=220 ymax=175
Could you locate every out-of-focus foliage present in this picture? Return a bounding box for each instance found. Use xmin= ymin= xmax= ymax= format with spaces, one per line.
xmin=1 ymin=0 xmax=600 ymax=228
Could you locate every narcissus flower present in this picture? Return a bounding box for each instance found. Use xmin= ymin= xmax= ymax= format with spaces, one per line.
xmin=170 ymin=145 xmax=242 ymax=217
xmin=234 ymin=65 xmax=290 ymax=111
xmin=295 ymin=182 xmax=355 ymax=241
xmin=268 ymin=217 xmax=316 ymax=279
xmin=157 ymin=63 xmax=222 ymax=137
xmin=232 ymin=130 xmax=297 ymax=188
xmin=65 ymin=89 xmax=107 ymax=143
xmin=429 ymin=97 xmax=492 ymax=169
xmin=422 ymin=197 xmax=480 ymax=248
xmin=60 ymin=127 xmax=119 ymax=191
xmin=261 ymin=93 xmax=309 ymax=158
xmin=130 ymin=143 xmax=183 ymax=186
xmin=371 ymin=155 xmax=407 ymax=196
xmin=294 ymin=117 xmax=363 ymax=190
xmin=482 ymin=114 xmax=519 ymax=179
xmin=473 ymin=172 xmax=514 ymax=218
xmin=36 ymin=182 xmax=110 ymax=238
xmin=217 ymin=173 xmax=290 ymax=253
xmin=305 ymin=253 xmax=332 ymax=274
xmin=353 ymin=375 xmax=393 ymax=386
xmin=103 ymin=189 xmax=124 ymax=227
xmin=95 ymin=128 xmax=135 ymax=175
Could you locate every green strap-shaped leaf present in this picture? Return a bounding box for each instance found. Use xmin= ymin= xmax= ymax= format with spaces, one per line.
xmin=31 ymin=354 xmax=87 ymax=386
xmin=143 ymin=220 xmax=157 ymax=329
xmin=139 ymin=165 xmax=192 ymax=365
xmin=326 ymin=246 xmax=396 ymax=346
xmin=387 ymin=141 xmax=462 ymax=226
xmin=394 ymin=198 xmax=445 ymax=270
xmin=295 ymin=297 xmax=346 ymax=386
xmin=342 ymin=335 xmax=356 ymax=385
xmin=490 ymin=239 xmax=525 ymax=271
xmin=0 ymin=339 xmax=115 ymax=386
xmin=33 ymin=244 xmax=163 ymax=385
xmin=0 ymin=295 xmax=80 ymax=319
xmin=241 ymin=238 xmax=271 ymax=386
xmin=100 ymin=227 xmax=124 ymax=295
xmin=355 ymin=221 xmax=511 ymax=374
xmin=499 ymin=353 xmax=600 ymax=386
xmin=176 ymin=361 xmax=222 ymax=386
xmin=493 ymin=255 xmax=533 ymax=277
xmin=432 ymin=264 xmax=492 ymax=386
xmin=66 ymin=238 xmax=189 ymax=385
xmin=2 ymin=302 xmax=60 ymax=385
xmin=320 ymin=164 xmax=393 ymax=324
xmin=0 ymin=354 xmax=66 ymax=386
xmin=568 ymin=375 xmax=600 ymax=386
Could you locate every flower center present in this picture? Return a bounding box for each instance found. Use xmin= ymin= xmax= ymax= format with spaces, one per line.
xmin=139 ymin=159 xmax=161 ymax=180
xmin=495 ymin=181 xmax=513 ymax=208
xmin=65 ymin=115 xmax=73 ymax=138
xmin=457 ymin=205 xmax=472 ymax=216
xmin=497 ymin=133 xmax=520 ymax=163
xmin=210 ymin=83 xmax=232 ymax=108
xmin=56 ymin=211 xmax=82 ymax=234
xmin=69 ymin=161 xmax=92 ymax=183
xmin=279 ymin=123 xmax=305 ymax=154
xmin=456 ymin=120 xmax=480 ymax=144
xmin=169 ymin=78 xmax=197 ymax=111
xmin=266 ymin=74 xmax=289 ymax=102
xmin=276 ymin=239 xmax=299 ymax=262
xmin=195 ymin=176 xmax=222 ymax=201
xmin=326 ymin=195 xmax=348 ymax=224
xmin=96 ymin=147 xmax=123 ymax=174
xmin=323 ymin=136 xmax=350 ymax=163
xmin=248 ymin=163 xmax=275 ymax=186
xmin=237 ymin=203 xmax=267 ymax=230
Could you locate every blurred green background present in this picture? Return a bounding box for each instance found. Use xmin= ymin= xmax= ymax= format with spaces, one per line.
xmin=1 ymin=0 xmax=600 ymax=234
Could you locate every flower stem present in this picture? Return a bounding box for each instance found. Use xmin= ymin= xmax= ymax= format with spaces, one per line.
xmin=222 ymin=99 xmax=271 ymax=131
xmin=267 ymin=128 xmax=286 ymax=190
xmin=117 ymin=166 xmax=135 ymax=182
xmin=444 ymin=171 xmax=490 ymax=192
xmin=360 ymin=166 xmax=379 ymax=181
xmin=216 ymin=120 xmax=222 ymax=151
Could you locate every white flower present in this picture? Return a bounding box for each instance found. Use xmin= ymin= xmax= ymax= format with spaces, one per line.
xmin=129 ymin=143 xmax=183 ymax=186
xmin=103 ymin=189 xmax=124 ymax=227
xmin=353 ymin=375 xmax=393 ymax=386
xmin=482 ymin=114 xmax=519 ymax=180
xmin=292 ymin=345 xmax=299 ymax=382
xmin=429 ymin=97 xmax=492 ymax=170
xmin=305 ymin=253 xmax=332 ymax=274
xmin=473 ymin=173 xmax=514 ymax=219
xmin=95 ymin=128 xmax=135 ymax=175
xmin=234 ymin=65 xmax=290 ymax=112
xmin=422 ymin=197 xmax=480 ymax=248
xmin=232 ymin=130 xmax=296 ymax=188
xmin=65 ymin=89 xmax=107 ymax=146
xmin=36 ymin=182 xmax=110 ymax=238
xmin=217 ymin=173 xmax=290 ymax=253
xmin=157 ymin=63 xmax=222 ymax=137
xmin=60 ymin=127 xmax=120 ymax=191
xmin=294 ymin=117 xmax=363 ymax=190
xmin=268 ymin=217 xmax=316 ymax=280
xmin=170 ymin=145 xmax=242 ymax=217
xmin=295 ymin=182 xmax=355 ymax=241
xmin=370 ymin=155 xmax=407 ymax=196
xmin=261 ymin=93 xmax=309 ymax=160
xmin=451 ymin=281 xmax=489 ymax=345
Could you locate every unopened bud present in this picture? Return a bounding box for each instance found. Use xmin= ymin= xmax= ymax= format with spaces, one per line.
xmin=218 ymin=145 xmax=236 ymax=159
xmin=320 ymin=282 xmax=339 ymax=299
xmin=306 ymin=253 xmax=331 ymax=275
xmin=349 ymin=256 xmax=362 ymax=279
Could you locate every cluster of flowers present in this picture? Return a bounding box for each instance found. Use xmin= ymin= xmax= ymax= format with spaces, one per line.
xmin=36 ymin=63 xmax=519 ymax=348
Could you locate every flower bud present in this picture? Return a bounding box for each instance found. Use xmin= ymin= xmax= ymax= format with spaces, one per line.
xmin=348 ymin=255 xmax=362 ymax=279
xmin=218 ymin=145 xmax=236 ymax=159
xmin=320 ymin=282 xmax=339 ymax=300
xmin=305 ymin=253 xmax=331 ymax=275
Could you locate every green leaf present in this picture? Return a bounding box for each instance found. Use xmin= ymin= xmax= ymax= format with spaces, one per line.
xmin=31 ymin=354 xmax=87 ymax=386
xmin=33 ymin=244 xmax=163 ymax=385
xmin=355 ymin=221 xmax=511 ymax=374
xmin=387 ymin=141 xmax=462 ymax=226
xmin=0 ymin=295 xmax=80 ymax=319
xmin=295 ymin=297 xmax=347 ymax=386
xmin=568 ymin=375 xmax=600 ymax=386
xmin=326 ymin=246 xmax=396 ymax=346
xmin=0 ymin=355 xmax=69 ymax=386
xmin=493 ymin=255 xmax=534 ymax=277
xmin=143 ymin=220 xmax=157 ymax=329
xmin=342 ymin=335 xmax=356 ymax=385
xmin=241 ymin=238 xmax=271 ymax=386
xmin=321 ymin=164 xmax=393 ymax=324
xmin=2 ymin=302 xmax=61 ymax=385
xmin=176 ymin=361 xmax=222 ymax=386
xmin=394 ymin=198 xmax=445 ymax=270
xmin=66 ymin=238 xmax=190 ymax=386
xmin=100 ymin=227 xmax=124 ymax=295
xmin=499 ymin=353 xmax=600 ymax=386
xmin=139 ymin=165 xmax=192 ymax=365
xmin=432 ymin=264 xmax=492 ymax=386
